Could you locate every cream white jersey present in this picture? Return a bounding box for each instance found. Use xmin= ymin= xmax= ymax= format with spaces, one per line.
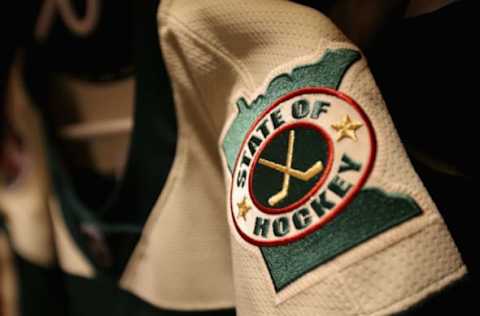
xmin=0 ymin=1 xmax=467 ymax=315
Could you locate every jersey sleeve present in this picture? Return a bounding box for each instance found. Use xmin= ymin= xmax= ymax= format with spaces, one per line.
xmin=158 ymin=0 xmax=466 ymax=314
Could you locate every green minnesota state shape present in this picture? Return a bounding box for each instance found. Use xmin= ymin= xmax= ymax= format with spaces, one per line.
xmin=222 ymin=48 xmax=361 ymax=172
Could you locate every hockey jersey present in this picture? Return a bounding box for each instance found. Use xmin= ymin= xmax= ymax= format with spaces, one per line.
xmin=0 ymin=0 xmax=470 ymax=315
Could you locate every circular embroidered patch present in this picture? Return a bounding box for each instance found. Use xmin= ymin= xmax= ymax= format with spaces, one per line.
xmin=230 ymin=87 xmax=376 ymax=246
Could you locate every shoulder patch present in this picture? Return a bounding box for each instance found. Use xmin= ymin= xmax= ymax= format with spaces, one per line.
xmin=222 ymin=48 xmax=422 ymax=291
xmin=230 ymin=87 xmax=376 ymax=245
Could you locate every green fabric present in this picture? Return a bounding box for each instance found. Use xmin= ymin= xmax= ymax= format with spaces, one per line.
xmin=14 ymin=252 xmax=236 ymax=316
xmin=261 ymin=188 xmax=422 ymax=291
xmin=14 ymin=254 xmax=66 ymax=316
xmin=26 ymin=0 xmax=178 ymax=277
xmin=0 ymin=213 xmax=6 ymax=230
xmin=222 ymin=48 xmax=361 ymax=172
xmin=63 ymin=274 xmax=236 ymax=316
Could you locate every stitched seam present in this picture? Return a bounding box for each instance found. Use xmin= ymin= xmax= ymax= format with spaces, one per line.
xmin=122 ymin=2 xmax=228 ymax=302
xmin=329 ymin=215 xmax=440 ymax=314
xmin=337 ymin=215 xmax=462 ymax=315
xmin=341 ymin=213 xmax=440 ymax=271
xmin=165 ymin=34 xmax=219 ymax=139
xmin=335 ymin=273 xmax=363 ymax=316
xmin=120 ymin=103 xmax=189 ymax=284
xmin=364 ymin=265 xmax=466 ymax=316
xmin=159 ymin=10 xmax=255 ymax=92
xmin=121 ymin=1 xmax=192 ymax=284
xmin=159 ymin=14 xmax=252 ymax=138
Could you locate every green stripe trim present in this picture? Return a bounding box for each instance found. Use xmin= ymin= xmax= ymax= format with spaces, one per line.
xmin=63 ymin=274 xmax=236 ymax=316
xmin=261 ymin=188 xmax=422 ymax=291
xmin=13 ymin=254 xmax=236 ymax=316
xmin=14 ymin=253 xmax=66 ymax=316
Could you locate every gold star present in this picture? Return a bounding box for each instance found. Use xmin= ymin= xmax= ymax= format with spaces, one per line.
xmin=237 ymin=197 xmax=251 ymax=221
xmin=331 ymin=115 xmax=363 ymax=142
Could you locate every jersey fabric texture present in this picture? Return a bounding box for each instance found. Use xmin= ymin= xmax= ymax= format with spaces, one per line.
xmin=0 ymin=0 xmax=472 ymax=315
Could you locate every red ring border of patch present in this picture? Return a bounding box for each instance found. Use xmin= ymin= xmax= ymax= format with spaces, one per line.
xmin=230 ymin=87 xmax=377 ymax=246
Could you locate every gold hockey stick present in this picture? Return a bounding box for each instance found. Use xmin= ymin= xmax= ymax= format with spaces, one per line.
xmin=258 ymin=130 xmax=324 ymax=206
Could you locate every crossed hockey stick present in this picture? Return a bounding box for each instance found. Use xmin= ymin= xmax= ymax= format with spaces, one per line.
xmin=258 ymin=130 xmax=324 ymax=206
